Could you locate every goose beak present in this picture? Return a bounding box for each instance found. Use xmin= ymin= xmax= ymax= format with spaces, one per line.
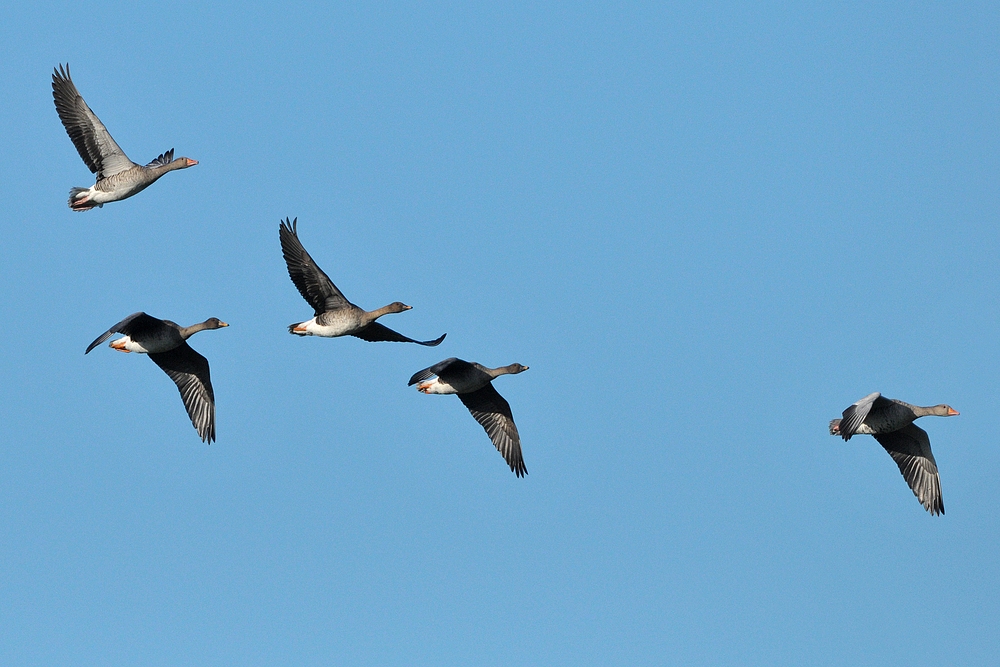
xmin=187 ymin=158 xmax=199 ymax=166
xmin=219 ymin=321 xmax=229 ymax=327
xmin=947 ymin=407 xmax=959 ymax=416
xmin=402 ymin=305 xmax=412 ymax=311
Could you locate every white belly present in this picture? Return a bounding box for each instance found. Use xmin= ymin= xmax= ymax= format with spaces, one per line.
xmin=296 ymin=312 xmax=364 ymax=337
xmin=110 ymin=336 xmax=150 ymax=354
xmin=417 ymin=378 xmax=461 ymax=394
xmin=110 ymin=333 xmax=179 ymax=354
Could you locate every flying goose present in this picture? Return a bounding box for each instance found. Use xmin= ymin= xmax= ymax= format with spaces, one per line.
xmin=279 ymin=218 xmax=445 ymax=345
xmin=830 ymin=392 xmax=958 ymax=515
xmin=409 ymin=358 xmax=529 ymax=476
xmin=86 ymin=313 xmax=228 ymax=442
xmin=52 ymin=63 xmax=198 ymax=211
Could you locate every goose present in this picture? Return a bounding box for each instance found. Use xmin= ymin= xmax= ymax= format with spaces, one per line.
xmin=409 ymin=358 xmax=529 ymax=476
xmin=830 ymin=392 xmax=958 ymax=515
xmin=52 ymin=64 xmax=198 ymax=211
xmin=86 ymin=313 xmax=228 ymax=442
xmin=279 ymin=218 xmax=445 ymax=345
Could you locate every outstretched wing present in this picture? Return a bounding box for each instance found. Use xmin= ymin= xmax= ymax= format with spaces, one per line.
xmin=85 ymin=312 xmax=163 ymax=354
xmin=52 ymin=63 xmax=135 ymax=179
xmin=278 ymin=218 xmax=350 ymax=315
xmin=839 ymin=392 xmax=890 ymax=441
xmin=408 ymin=358 xmax=465 ymax=386
xmin=458 ymin=384 xmax=527 ymax=477
xmin=352 ymin=323 xmax=446 ymax=347
xmin=873 ymin=424 xmax=944 ymax=516
xmin=148 ymin=342 xmax=216 ymax=443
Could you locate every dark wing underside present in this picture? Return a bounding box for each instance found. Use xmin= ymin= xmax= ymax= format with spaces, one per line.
xmin=52 ymin=63 xmax=134 ymax=179
xmin=85 ymin=312 xmax=165 ymax=354
xmin=148 ymin=343 xmax=216 ymax=443
xmin=458 ymin=384 xmax=527 ymax=477
xmin=352 ymin=322 xmax=446 ymax=346
xmin=407 ymin=358 xmax=466 ymax=386
xmin=279 ymin=217 xmax=351 ymax=315
xmin=873 ymin=424 xmax=943 ymax=515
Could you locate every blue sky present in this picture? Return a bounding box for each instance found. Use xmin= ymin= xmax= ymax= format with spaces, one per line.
xmin=1 ymin=2 xmax=998 ymax=665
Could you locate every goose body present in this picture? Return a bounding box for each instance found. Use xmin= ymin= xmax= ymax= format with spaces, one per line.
xmin=291 ymin=311 xmax=366 ymax=338
xmin=830 ymin=392 xmax=958 ymax=515
xmin=409 ymin=358 xmax=529 ymax=477
xmin=86 ymin=312 xmax=228 ymax=442
xmin=279 ymin=218 xmax=445 ymax=346
xmin=52 ymin=64 xmax=197 ymax=211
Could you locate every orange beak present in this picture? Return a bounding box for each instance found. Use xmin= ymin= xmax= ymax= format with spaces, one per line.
xmin=947 ymin=408 xmax=960 ymax=416
xmin=187 ymin=158 xmax=199 ymax=166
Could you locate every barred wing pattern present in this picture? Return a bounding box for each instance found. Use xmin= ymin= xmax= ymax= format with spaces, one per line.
xmin=873 ymin=424 xmax=944 ymax=515
xmin=458 ymin=384 xmax=527 ymax=477
xmin=148 ymin=343 xmax=217 ymax=443
xmin=52 ymin=64 xmax=135 ymax=179
xmin=279 ymin=217 xmax=351 ymax=315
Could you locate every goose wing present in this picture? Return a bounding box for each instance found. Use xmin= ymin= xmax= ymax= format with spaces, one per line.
xmin=52 ymin=64 xmax=135 ymax=179
xmin=407 ymin=358 xmax=466 ymax=386
xmin=458 ymin=384 xmax=527 ymax=477
xmin=839 ymin=392 xmax=893 ymax=440
xmin=873 ymin=424 xmax=944 ymax=515
xmin=279 ymin=218 xmax=350 ymax=315
xmin=148 ymin=342 xmax=216 ymax=443
xmin=352 ymin=323 xmax=445 ymax=346
xmin=85 ymin=312 xmax=164 ymax=354
xmin=145 ymin=148 xmax=175 ymax=168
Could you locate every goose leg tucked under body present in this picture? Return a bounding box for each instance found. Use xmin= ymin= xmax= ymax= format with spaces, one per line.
xmin=279 ymin=217 xmax=445 ymax=345
xmin=52 ymin=64 xmax=197 ymax=211
xmin=829 ymin=392 xmax=958 ymax=515
xmin=86 ymin=312 xmax=228 ymax=442
xmin=409 ymin=358 xmax=529 ymax=477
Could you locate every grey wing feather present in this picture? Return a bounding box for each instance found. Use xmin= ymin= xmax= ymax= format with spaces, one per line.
xmin=458 ymin=384 xmax=527 ymax=477
xmin=85 ymin=312 xmax=162 ymax=353
xmin=148 ymin=343 xmax=216 ymax=443
xmin=352 ymin=323 xmax=446 ymax=347
xmin=278 ymin=218 xmax=351 ymax=315
xmin=52 ymin=64 xmax=135 ymax=178
xmin=408 ymin=358 xmax=464 ymax=386
xmin=145 ymin=149 xmax=174 ymax=168
xmin=839 ymin=392 xmax=883 ymax=440
xmin=873 ymin=424 xmax=944 ymax=515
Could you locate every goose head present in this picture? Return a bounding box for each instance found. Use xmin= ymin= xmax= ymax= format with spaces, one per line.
xmin=386 ymin=302 xmax=412 ymax=314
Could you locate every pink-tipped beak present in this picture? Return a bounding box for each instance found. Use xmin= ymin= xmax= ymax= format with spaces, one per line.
xmin=948 ymin=408 xmax=960 ymax=416
xmin=187 ymin=158 xmax=199 ymax=166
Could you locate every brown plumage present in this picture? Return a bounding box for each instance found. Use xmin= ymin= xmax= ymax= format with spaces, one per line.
xmin=52 ymin=63 xmax=197 ymax=211
xmin=830 ymin=392 xmax=958 ymax=515
xmin=86 ymin=312 xmax=228 ymax=443
xmin=279 ymin=217 xmax=446 ymax=345
xmin=409 ymin=358 xmax=529 ymax=477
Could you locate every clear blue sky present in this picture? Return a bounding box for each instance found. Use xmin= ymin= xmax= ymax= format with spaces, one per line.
xmin=1 ymin=2 xmax=998 ymax=665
